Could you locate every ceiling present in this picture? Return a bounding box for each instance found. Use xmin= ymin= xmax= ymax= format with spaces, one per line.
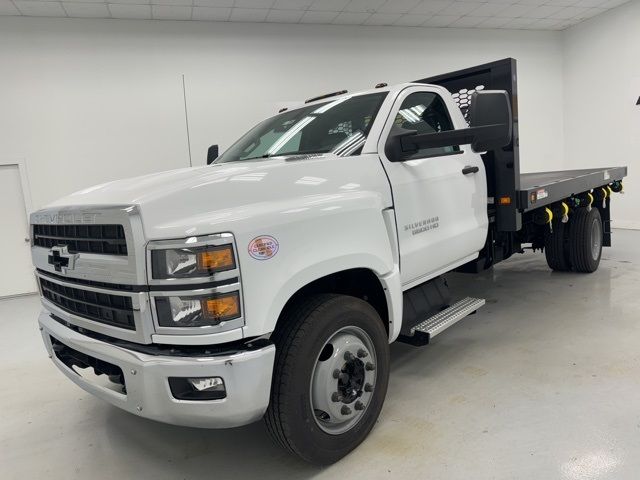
xmin=0 ymin=0 xmax=630 ymax=30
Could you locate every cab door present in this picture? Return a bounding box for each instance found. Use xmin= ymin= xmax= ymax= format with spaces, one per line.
xmin=377 ymin=86 xmax=488 ymax=288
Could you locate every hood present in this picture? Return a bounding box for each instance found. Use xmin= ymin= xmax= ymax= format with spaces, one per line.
xmin=47 ymin=154 xmax=392 ymax=240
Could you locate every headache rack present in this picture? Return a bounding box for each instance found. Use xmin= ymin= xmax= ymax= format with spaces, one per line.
xmin=416 ymin=58 xmax=627 ymax=270
xmin=416 ymin=58 xmax=521 ymax=233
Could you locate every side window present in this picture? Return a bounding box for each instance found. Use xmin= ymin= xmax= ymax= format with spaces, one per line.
xmin=393 ymin=91 xmax=459 ymax=160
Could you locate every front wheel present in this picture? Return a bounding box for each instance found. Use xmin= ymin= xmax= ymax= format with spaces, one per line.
xmin=265 ymin=294 xmax=390 ymax=465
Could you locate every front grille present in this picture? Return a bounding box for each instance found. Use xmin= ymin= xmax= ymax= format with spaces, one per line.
xmin=40 ymin=278 xmax=135 ymax=330
xmin=33 ymin=224 xmax=127 ymax=255
xmin=36 ymin=269 xmax=139 ymax=292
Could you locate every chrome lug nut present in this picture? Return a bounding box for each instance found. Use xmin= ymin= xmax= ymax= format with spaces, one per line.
xmin=331 ymin=392 xmax=343 ymax=403
xmin=332 ymin=369 xmax=340 ymax=379
xmin=344 ymin=351 xmax=354 ymax=361
xmin=355 ymin=401 xmax=365 ymax=411
xmin=365 ymin=362 xmax=375 ymax=371
xmin=364 ymin=383 xmax=374 ymax=392
xmin=357 ymin=348 xmax=368 ymax=358
xmin=341 ymin=405 xmax=352 ymax=415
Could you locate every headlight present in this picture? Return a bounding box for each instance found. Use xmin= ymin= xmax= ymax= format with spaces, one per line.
xmin=155 ymin=291 xmax=241 ymax=327
xmin=151 ymin=244 xmax=236 ymax=279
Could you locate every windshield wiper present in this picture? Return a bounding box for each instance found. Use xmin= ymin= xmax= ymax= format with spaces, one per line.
xmin=240 ymin=151 xmax=326 ymax=161
xmin=240 ymin=154 xmax=273 ymax=161
xmin=269 ymin=150 xmax=328 ymax=157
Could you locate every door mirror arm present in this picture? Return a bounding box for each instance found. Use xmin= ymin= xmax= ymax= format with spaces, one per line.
xmin=384 ymin=90 xmax=513 ymax=163
xmin=385 ymin=127 xmax=418 ymax=162
xmin=402 ymin=124 xmax=510 ymax=154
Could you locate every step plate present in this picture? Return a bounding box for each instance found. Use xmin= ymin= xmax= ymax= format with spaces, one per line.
xmin=411 ymin=297 xmax=485 ymax=340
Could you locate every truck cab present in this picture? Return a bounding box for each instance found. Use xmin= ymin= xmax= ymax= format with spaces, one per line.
xmin=31 ymin=59 xmax=626 ymax=465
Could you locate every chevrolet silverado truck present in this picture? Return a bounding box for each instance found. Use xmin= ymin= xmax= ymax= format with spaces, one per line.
xmin=31 ymin=59 xmax=626 ymax=464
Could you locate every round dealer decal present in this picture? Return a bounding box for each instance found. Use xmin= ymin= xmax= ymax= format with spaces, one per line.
xmin=248 ymin=235 xmax=279 ymax=260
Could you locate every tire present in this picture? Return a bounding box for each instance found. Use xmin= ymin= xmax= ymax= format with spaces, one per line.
xmin=544 ymin=218 xmax=571 ymax=271
xmin=264 ymin=294 xmax=390 ymax=465
xmin=569 ymin=207 xmax=603 ymax=273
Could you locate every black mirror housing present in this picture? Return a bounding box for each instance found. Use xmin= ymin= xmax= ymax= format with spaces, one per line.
xmin=206 ymin=145 xmax=219 ymax=165
xmin=468 ymin=90 xmax=513 ymax=152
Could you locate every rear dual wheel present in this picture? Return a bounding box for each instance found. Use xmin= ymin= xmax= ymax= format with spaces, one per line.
xmin=544 ymin=207 xmax=602 ymax=273
xmin=569 ymin=207 xmax=603 ymax=272
xmin=544 ymin=217 xmax=571 ymax=271
xmin=265 ymin=294 xmax=389 ymax=465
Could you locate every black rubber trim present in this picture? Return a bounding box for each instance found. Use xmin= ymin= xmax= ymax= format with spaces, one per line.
xmin=148 ymin=279 xmax=238 ymax=292
xmin=37 ymin=268 xmax=238 ymax=293
xmin=49 ymin=313 xmax=269 ymax=358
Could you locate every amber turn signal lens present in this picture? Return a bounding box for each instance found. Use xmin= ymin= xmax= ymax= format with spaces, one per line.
xmin=498 ymin=196 xmax=512 ymax=205
xmin=197 ymin=246 xmax=235 ymax=272
xmin=201 ymin=293 xmax=240 ymax=322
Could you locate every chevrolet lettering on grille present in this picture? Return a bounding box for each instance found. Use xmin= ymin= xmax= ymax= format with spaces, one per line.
xmin=31 ymin=212 xmax=99 ymax=224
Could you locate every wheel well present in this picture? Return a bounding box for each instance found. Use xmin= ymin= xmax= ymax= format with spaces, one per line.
xmin=276 ymin=268 xmax=389 ymax=335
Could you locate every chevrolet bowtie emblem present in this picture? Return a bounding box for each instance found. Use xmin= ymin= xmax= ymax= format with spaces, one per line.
xmin=48 ymin=246 xmax=79 ymax=273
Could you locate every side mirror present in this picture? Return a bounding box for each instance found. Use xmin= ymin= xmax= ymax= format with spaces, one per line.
xmin=385 ymin=90 xmax=513 ymax=162
xmin=468 ymin=90 xmax=513 ymax=152
xmin=206 ymin=144 xmax=219 ymax=165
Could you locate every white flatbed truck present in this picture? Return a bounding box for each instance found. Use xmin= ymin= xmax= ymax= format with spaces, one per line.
xmin=31 ymin=59 xmax=626 ymax=464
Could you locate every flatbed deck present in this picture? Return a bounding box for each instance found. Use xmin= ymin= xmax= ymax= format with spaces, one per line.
xmin=517 ymin=167 xmax=627 ymax=212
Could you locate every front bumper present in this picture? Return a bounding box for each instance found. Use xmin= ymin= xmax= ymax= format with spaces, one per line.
xmin=39 ymin=311 xmax=275 ymax=428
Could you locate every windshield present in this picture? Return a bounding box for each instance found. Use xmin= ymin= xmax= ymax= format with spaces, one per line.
xmin=215 ymin=92 xmax=388 ymax=163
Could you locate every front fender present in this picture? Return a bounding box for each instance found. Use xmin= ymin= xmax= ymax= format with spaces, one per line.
xmin=235 ymin=193 xmax=399 ymax=341
xmin=255 ymin=256 xmax=403 ymax=343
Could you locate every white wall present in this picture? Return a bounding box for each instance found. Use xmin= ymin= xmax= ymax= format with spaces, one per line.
xmin=563 ymin=0 xmax=640 ymax=229
xmin=0 ymin=17 xmax=565 ymax=212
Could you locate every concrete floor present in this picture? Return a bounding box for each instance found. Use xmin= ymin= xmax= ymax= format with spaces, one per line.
xmin=2 ymin=229 xmax=639 ymax=480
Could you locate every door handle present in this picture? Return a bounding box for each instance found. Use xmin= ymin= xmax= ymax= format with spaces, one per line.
xmin=462 ymin=165 xmax=479 ymax=175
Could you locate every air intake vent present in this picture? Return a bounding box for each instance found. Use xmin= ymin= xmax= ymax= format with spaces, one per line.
xmin=40 ymin=277 xmax=135 ymax=330
xmin=33 ymin=224 xmax=127 ymax=255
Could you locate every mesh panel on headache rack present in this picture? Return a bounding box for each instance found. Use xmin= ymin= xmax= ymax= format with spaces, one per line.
xmin=450 ymin=84 xmax=487 ymax=125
